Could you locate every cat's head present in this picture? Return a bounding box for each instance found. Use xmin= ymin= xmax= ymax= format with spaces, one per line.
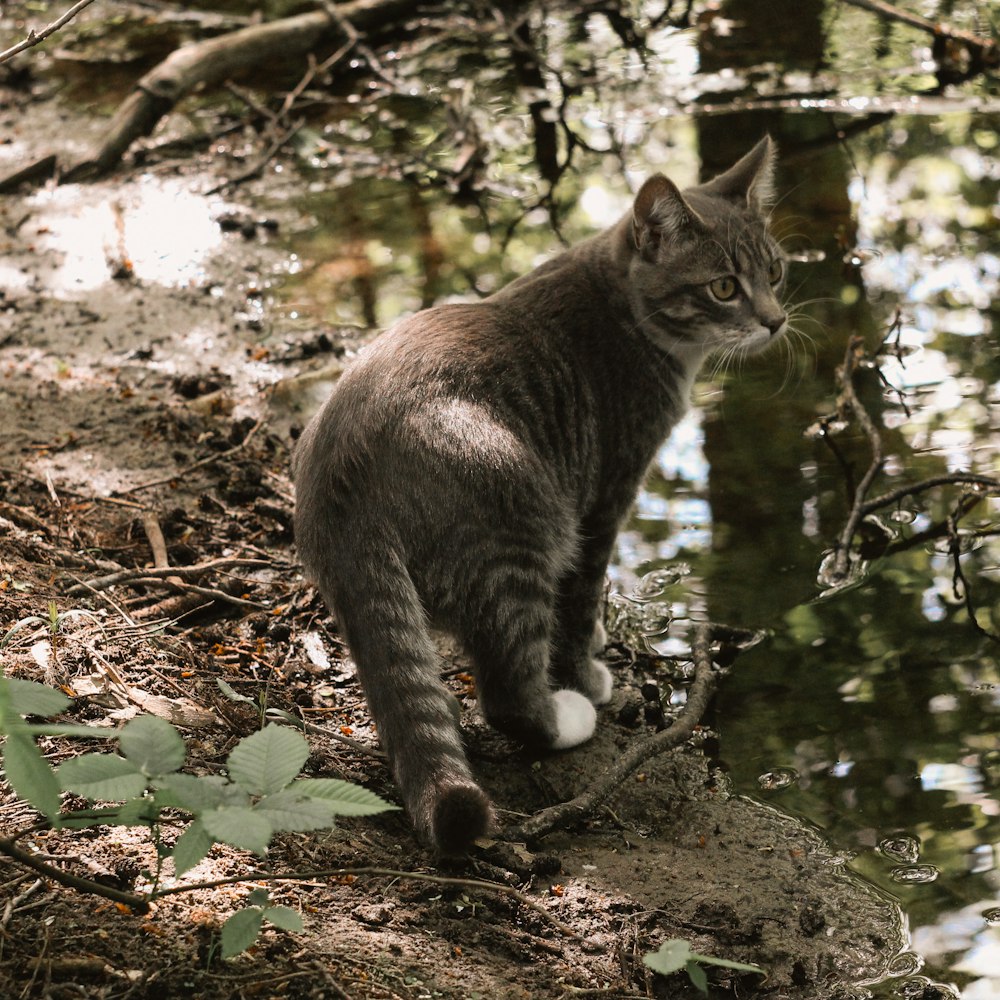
xmin=625 ymin=136 xmax=787 ymax=363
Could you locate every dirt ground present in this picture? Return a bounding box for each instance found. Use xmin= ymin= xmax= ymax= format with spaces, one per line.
xmin=0 ymin=71 xmax=912 ymax=1000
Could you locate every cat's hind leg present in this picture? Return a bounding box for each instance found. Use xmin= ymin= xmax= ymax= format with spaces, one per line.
xmin=460 ymin=549 xmax=597 ymax=750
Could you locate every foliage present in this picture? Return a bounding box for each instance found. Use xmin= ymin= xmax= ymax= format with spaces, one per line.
xmin=0 ymin=674 xmax=396 ymax=955
xmin=643 ymin=939 xmax=765 ymax=994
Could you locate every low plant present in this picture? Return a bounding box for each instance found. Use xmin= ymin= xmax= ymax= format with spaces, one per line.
xmin=643 ymin=939 xmax=765 ymax=994
xmin=0 ymin=673 xmax=397 ymax=955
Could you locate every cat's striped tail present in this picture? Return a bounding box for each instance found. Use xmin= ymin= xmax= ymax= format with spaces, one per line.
xmin=297 ymin=525 xmax=492 ymax=855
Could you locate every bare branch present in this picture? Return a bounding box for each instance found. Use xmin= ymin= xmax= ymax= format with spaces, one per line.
xmin=0 ymin=0 xmax=100 ymax=66
xmin=0 ymin=836 xmax=151 ymax=913
xmin=947 ymin=496 xmax=1000 ymax=643
xmin=150 ymin=866 xmax=583 ymax=939
xmin=830 ymin=335 xmax=885 ymax=582
xmin=841 ymin=0 xmax=999 ymax=82
xmin=505 ymin=623 xmax=763 ymax=843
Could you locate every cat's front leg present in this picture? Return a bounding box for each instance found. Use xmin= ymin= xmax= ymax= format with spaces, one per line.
xmin=552 ymin=525 xmax=617 ymax=706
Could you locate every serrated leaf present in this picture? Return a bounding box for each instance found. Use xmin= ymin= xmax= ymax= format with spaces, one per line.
xmin=220 ymin=906 xmax=264 ymax=959
xmin=2 ymin=677 xmax=71 ymax=717
xmin=686 ymin=960 xmax=708 ymax=994
xmin=119 ymin=716 xmax=186 ymax=777
xmin=264 ymin=905 xmax=303 ymax=932
xmin=171 ymin=820 xmax=214 ymax=876
xmin=202 ymin=806 xmax=273 ymax=854
xmin=216 ymin=678 xmax=255 ymax=705
xmin=293 ymin=778 xmax=398 ymax=815
xmin=253 ymin=789 xmax=337 ymax=832
xmin=57 ymin=753 xmax=146 ymax=801
xmin=247 ymin=888 xmax=270 ymax=907
xmin=226 ymin=725 xmax=309 ymax=795
xmin=1 ymin=729 xmax=62 ymax=818
xmin=643 ymin=939 xmax=694 ymax=975
xmin=156 ymin=773 xmax=249 ymax=814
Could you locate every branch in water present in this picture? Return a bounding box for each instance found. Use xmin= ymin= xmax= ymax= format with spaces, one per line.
xmin=505 ymin=623 xmax=764 ymax=843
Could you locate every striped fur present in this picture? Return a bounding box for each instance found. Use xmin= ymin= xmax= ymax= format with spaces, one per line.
xmin=293 ymin=138 xmax=787 ymax=853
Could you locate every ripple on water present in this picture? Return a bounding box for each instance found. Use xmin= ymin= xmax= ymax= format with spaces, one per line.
xmin=877 ymin=833 xmax=922 ymax=865
xmin=757 ymin=767 xmax=799 ymax=791
xmin=890 ymin=864 xmax=940 ymax=885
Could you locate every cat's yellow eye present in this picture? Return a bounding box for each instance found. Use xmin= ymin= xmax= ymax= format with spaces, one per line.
xmin=709 ymin=276 xmax=738 ymax=301
xmin=768 ymin=259 xmax=784 ymax=285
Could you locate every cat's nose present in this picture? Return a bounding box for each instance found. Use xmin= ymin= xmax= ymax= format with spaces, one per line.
xmin=765 ymin=313 xmax=786 ymax=336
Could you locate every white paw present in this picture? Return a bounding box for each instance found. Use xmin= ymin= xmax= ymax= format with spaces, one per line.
xmin=551 ymin=689 xmax=597 ymax=750
xmin=589 ymin=660 xmax=614 ymax=706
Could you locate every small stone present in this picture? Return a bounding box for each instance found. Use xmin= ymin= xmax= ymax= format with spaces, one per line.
xmin=353 ymin=902 xmax=395 ymax=926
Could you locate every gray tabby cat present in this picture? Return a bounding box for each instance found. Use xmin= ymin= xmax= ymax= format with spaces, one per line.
xmin=293 ymin=137 xmax=787 ymax=855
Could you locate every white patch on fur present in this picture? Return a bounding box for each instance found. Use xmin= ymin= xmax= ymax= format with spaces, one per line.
xmin=588 ymin=660 xmax=614 ymax=706
xmin=551 ymin=689 xmax=597 ymax=749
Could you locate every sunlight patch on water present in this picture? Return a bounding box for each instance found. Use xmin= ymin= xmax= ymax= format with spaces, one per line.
xmin=912 ymin=902 xmax=1000 ymax=1000
xmin=28 ymin=176 xmax=227 ymax=294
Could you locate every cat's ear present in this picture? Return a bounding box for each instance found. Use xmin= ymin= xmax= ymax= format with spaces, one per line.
xmin=698 ymin=135 xmax=776 ymax=213
xmin=632 ymin=174 xmax=705 ymax=256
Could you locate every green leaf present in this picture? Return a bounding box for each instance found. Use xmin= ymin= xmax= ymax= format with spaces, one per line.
xmin=216 ymin=679 xmax=255 ymax=705
xmin=686 ymin=960 xmax=708 ymax=994
xmin=247 ymin=888 xmax=270 ymax=907
xmin=689 ymin=952 xmax=765 ymax=975
xmin=108 ymin=795 xmax=160 ymax=827
xmin=57 ymin=753 xmax=146 ymax=801
xmin=171 ymin=820 xmax=214 ymax=876
xmin=0 ymin=616 xmax=47 ymax=649
xmin=253 ymin=789 xmax=337 ymax=832
xmin=2 ymin=677 xmax=71 ymax=717
xmin=1 ymin=729 xmax=62 ymax=818
xmin=22 ymin=723 xmax=118 ymax=739
xmin=156 ymin=773 xmax=248 ymax=814
xmin=643 ymin=939 xmax=694 ymax=975
xmin=293 ymin=778 xmax=399 ymax=815
xmin=119 ymin=716 xmax=186 ymax=777
xmin=201 ymin=807 xmax=273 ymax=854
xmin=226 ymin=725 xmax=309 ymax=795
xmin=264 ymin=905 xmax=303 ymax=932
xmin=220 ymin=906 xmax=264 ymax=959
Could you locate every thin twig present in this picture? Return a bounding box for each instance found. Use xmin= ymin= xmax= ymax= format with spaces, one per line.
xmin=265 ymin=708 xmax=387 ymax=760
xmin=0 ymin=837 xmax=151 ymax=914
xmin=123 ymin=577 xmax=267 ymax=610
xmin=65 ymin=558 xmax=271 ymax=596
xmin=506 ymin=622 xmax=727 ymax=843
xmin=151 ymin=865 xmax=582 ymax=939
xmin=204 ymin=122 xmax=304 ymax=196
xmin=0 ymin=0 xmax=100 ymax=66
xmin=0 ymin=878 xmax=46 ymax=931
xmin=860 ymin=475 xmax=999 ymax=517
xmin=121 ymin=418 xmax=264 ymax=494
xmin=831 ymin=336 xmax=884 ymax=581
xmin=947 ymin=496 xmax=1000 ymax=643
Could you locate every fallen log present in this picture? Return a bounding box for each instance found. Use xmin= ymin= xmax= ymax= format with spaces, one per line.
xmin=7 ymin=0 xmax=421 ymax=187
